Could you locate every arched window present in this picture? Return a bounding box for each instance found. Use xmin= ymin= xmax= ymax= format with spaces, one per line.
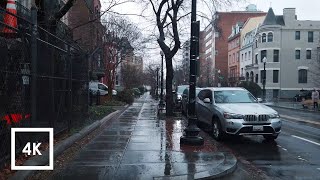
xmin=267 ymin=32 xmax=273 ymax=42
xmin=255 ymin=74 xmax=259 ymax=83
xmin=262 ymin=33 xmax=266 ymax=43
xmin=246 ymin=72 xmax=249 ymax=81
xmin=298 ymin=69 xmax=308 ymax=83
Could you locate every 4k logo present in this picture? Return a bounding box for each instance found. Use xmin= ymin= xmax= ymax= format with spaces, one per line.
xmin=22 ymin=142 xmax=42 ymax=156
xmin=11 ymin=128 xmax=54 ymax=170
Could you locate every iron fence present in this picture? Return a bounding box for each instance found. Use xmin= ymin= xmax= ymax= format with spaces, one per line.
xmin=0 ymin=5 xmax=89 ymax=168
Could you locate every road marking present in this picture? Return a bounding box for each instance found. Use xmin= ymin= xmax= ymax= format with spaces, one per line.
xmin=282 ymin=148 xmax=288 ymax=151
xmin=280 ymin=114 xmax=320 ymax=126
xmin=292 ymin=135 xmax=320 ymax=146
xmin=317 ymin=168 xmax=320 ymax=171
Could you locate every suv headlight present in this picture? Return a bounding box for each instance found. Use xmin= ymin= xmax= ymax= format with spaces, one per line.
xmin=223 ymin=112 xmax=244 ymax=119
xmin=269 ymin=113 xmax=280 ymax=119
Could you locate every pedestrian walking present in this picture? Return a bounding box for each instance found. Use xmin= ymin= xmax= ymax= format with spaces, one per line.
xmin=311 ymin=88 xmax=319 ymax=110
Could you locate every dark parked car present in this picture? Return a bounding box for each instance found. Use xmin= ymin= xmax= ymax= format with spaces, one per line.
xmin=294 ymin=91 xmax=312 ymax=102
xmin=181 ymin=87 xmax=201 ymax=115
xmin=173 ymin=85 xmax=188 ymax=108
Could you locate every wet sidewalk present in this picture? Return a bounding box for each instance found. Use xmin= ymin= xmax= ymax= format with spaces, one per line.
xmin=53 ymin=94 xmax=236 ymax=180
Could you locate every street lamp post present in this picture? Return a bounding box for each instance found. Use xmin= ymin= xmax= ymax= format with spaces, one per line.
xmin=180 ymin=0 xmax=204 ymax=146
xmin=262 ymin=57 xmax=267 ymax=102
xmin=217 ymin=69 xmax=221 ymax=87
xmin=159 ymin=51 xmax=165 ymax=109
xmin=156 ymin=67 xmax=159 ymax=100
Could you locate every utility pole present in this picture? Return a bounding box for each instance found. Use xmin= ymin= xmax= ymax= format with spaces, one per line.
xmin=180 ymin=0 xmax=204 ymax=146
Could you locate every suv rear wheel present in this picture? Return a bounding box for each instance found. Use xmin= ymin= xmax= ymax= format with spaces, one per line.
xmin=212 ymin=118 xmax=224 ymax=141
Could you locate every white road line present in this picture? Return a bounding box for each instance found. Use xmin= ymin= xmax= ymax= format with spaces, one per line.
xmin=292 ymin=135 xmax=320 ymax=146
xmin=317 ymin=168 xmax=320 ymax=171
xmin=282 ymin=148 xmax=288 ymax=151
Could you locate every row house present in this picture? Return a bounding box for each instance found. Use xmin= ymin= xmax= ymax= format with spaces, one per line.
xmin=199 ymin=4 xmax=266 ymax=87
xmin=227 ymin=22 xmax=243 ymax=87
xmin=239 ymin=16 xmax=265 ymax=83
xmin=247 ymin=8 xmax=320 ymax=100
xmin=68 ymin=0 xmax=105 ymax=81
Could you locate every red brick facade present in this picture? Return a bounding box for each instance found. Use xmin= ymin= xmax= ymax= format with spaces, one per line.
xmin=200 ymin=11 xmax=266 ymax=86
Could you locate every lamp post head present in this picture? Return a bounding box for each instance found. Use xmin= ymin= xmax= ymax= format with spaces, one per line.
xmin=263 ymin=57 xmax=267 ymax=63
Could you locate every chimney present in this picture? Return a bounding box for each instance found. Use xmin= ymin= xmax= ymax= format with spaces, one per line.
xmin=283 ymin=8 xmax=296 ymax=23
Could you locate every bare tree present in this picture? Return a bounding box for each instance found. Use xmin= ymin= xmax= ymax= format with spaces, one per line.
xmin=121 ymin=63 xmax=143 ymax=89
xmin=135 ymin=0 xmax=241 ymax=116
xmin=103 ymin=15 xmax=144 ymax=99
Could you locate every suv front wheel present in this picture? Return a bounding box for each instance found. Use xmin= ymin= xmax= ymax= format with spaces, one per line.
xmin=212 ymin=118 xmax=224 ymax=141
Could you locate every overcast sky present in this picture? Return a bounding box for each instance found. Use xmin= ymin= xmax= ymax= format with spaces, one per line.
xmin=102 ymin=0 xmax=320 ymax=67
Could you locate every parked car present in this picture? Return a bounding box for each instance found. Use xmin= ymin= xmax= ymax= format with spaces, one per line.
xmin=196 ymin=87 xmax=281 ymax=141
xmin=293 ymin=90 xmax=312 ymax=102
xmin=181 ymin=87 xmax=201 ymax=115
xmin=89 ymin=81 xmax=117 ymax=96
xmin=173 ymin=85 xmax=188 ymax=108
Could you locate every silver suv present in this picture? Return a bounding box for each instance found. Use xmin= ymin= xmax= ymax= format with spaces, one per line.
xmin=196 ymin=87 xmax=281 ymax=141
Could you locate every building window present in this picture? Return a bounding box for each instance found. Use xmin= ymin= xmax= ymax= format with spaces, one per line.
xmin=298 ymin=69 xmax=307 ymax=83
xmin=267 ymin=32 xmax=273 ymax=42
xmin=295 ymin=50 xmax=300 ymax=59
xmin=295 ymin=31 xmax=300 ymax=40
xmin=255 ymin=74 xmax=258 ymax=83
xmin=116 ymin=75 xmax=119 ymax=85
xmin=308 ymin=31 xmax=313 ymax=42
xmin=255 ymin=54 xmax=258 ymax=64
xmin=262 ymin=33 xmax=266 ymax=43
xmin=273 ymin=50 xmax=279 ymax=62
xmin=242 ymin=54 xmax=243 ymax=61
xmin=255 ymin=40 xmax=258 ymax=48
xmin=248 ymin=51 xmax=251 ymax=61
xmin=261 ymin=50 xmax=267 ymax=62
xmin=245 ymin=52 xmax=247 ymax=61
xmin=306 ymin=50 xmax=311 ymax=59
xmin=246 ymin=72 xmax=249 ymax=81
xmin=273 ymin=70 xmax=279 ymax=83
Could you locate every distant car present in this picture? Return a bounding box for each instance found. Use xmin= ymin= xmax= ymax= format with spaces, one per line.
xmin=173 ymin=85 xmax=188 ymax=108
xmin=89 ymin=81 xmax=117 ymax=96
xmin=181 ymin=87 xmax=201 ymax=115
xmin=294 ymin=91 xmax=312 ymax=102
xmin=196 ymin=87 xmax=281 ymax=141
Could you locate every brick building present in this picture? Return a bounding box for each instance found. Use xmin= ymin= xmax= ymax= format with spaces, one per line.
xmin=68 ymin=0 xmax=105 ymax=80
xmin=200 ymin=5 xmax=266 ymax=86
xmin=227 ymin=22 xmax=243 ymax=87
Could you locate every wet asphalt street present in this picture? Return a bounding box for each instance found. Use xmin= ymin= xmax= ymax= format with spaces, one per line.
xmin=216 ymin=107 xmax=320 ymax=180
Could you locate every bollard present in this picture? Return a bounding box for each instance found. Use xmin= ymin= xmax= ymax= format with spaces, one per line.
xmin=89 ymin=90 xmax=93 ymax=106
xmin=96 ymin=90 xmax=100 ymax=105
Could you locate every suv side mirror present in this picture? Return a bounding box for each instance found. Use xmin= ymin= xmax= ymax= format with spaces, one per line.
xmin=203 ymin=98 xmax=211 ymax=103
xmin=257 ymin=98 xmax=262 ymax=103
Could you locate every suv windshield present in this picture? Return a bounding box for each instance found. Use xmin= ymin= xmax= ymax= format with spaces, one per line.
xmin=177 ymin=86 xmax=187 ymax=94
xmin=214 ymin=90 xmax=256 ymax=103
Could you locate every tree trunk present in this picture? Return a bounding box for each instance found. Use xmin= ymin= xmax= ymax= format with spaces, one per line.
xmin=165 ymin=57 xmax=174 ymax=116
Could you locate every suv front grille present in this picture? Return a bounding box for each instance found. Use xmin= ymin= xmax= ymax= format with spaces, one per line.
xmin=244 ymin=115 xmax=269 ymax=122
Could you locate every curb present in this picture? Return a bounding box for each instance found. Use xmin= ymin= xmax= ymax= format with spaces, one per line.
xmin=153 ymin=152 xmax=237 ymax=180
xmin=10 ymin=105 xmax=128 ymax=180
xmin=267 ymin=104 xmax=320 ymax=114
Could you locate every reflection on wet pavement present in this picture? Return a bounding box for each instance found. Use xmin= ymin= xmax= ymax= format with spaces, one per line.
xmin=54 ymin=94 xmax=233 ymax=180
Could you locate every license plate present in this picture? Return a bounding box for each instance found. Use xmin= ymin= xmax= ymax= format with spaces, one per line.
xmin=253 ymin=126 xmax=264 ymax=131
